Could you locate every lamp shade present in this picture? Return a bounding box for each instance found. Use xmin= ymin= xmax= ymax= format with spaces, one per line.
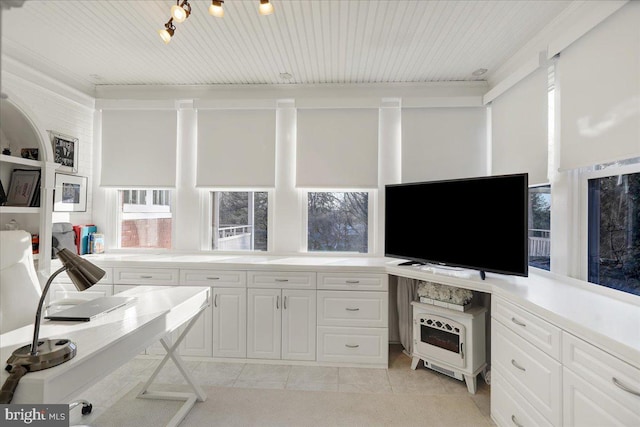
xmin=55 ymin=248 xmax=105 ymax=291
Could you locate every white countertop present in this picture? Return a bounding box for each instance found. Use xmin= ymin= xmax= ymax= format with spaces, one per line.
xmin=67 ymin=253 xmax=640 ymax=367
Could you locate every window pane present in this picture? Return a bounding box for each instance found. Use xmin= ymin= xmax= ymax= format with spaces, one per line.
xmin=211 ymin=191 xmax=268 ymax=251
xmin=308 ymin=192 xmax=368 ymax=253
xmin=119 ymin=189 xmax=172 ymax=249
xmin=528 ymin=185 xmax=551 ymax=271
xmin=588 ymin=172 xmax=640 ymax=296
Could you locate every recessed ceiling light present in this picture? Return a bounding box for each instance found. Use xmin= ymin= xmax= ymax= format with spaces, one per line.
xmin=279 ymin=72 xmax=293 ymax=80
xmin=472 ymin=68 xmax=488 ymax=77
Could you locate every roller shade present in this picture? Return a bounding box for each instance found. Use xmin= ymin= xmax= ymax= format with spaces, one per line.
xmin=296 ymin=108 xmax=379 ymax=188
xmin=491 ymin=67 xmax=549 ymax=185
xmin=196 ymin=109 xmax=276 ymax=188
xmin=558 ymin=2 xmax=640 ymax=171
xmin=401 ymin=107 xmax=487 ymax=183
xmin=101 ymin=110 xmax=177 ymax=187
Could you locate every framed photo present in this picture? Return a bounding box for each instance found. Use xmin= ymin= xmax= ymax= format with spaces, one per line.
xmin=20 ymin=148 xmax=39 ymax=160
xmin=6 ymin=169 xmax=40 ymax=207
xmin=49 ymin=131 xmax=79 ymax=173
xmin=54 ymin=173 xmax=87 ymax=212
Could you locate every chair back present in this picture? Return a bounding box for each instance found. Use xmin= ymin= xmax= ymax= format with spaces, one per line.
xmin=0 ymin=230 xmax=42 ymax=334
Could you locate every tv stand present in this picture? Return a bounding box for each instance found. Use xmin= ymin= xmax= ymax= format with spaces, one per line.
xmin=399 ymin=260 xmax=426 ymax=266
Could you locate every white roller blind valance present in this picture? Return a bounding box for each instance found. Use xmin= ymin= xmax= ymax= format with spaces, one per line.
xmin=491 ymin=67 xmax=548 ymax=185
xmin=401 ymin=107 xmax=487 ymax=183
xmin=296 ymin=108 xmax=379 ymax=188
xmin=196 ymin=109 xmax=276 ymax=188
xmin=558 ymin=2 xmax=640 ymax=171
xmin=101 ymin=110 xmax=177 ymax=187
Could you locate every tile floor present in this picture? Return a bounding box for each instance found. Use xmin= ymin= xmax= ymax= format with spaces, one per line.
xmin=70 ymin=344 xmax=493 ymax=426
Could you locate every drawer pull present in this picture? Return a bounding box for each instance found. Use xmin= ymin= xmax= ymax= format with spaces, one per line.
xmin=140 ymin=275 xmax=153 ymax=279
xmin=511 ymin=359 xmax=526 ymax=372
xmin=511 ymin=415 xmax=524 ymax=427
xmin=276 ymin=295 xmax=280 ymax=309
xmin=345 ymin=307 xmax=360 ymax=312
xmin=214 ymin=294 xmax=218 ymax=308
xmin=284 ymin=296 xmax=287 ymax=310
xmin=511 ymin=317 xmax=526 ymax=327
xmin=345 ymin=344 xmax=360 ymax=349
xmin=275 ymin=279 xmax=289 ymax=282
xmin=612 ymin=377 xmax=640 ymax=397
xmin=206 ymin=277 xmax=220 ymax=280
xmin=345 ymin=280 xmax=360 ymax=284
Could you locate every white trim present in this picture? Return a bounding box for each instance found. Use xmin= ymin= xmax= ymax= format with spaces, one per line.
xmin=547 ymin=0 xmax=628 ymax=59
xmin=96 ymin=99 xmax=178 ymax=110
xmin=483 ymin=54 xmax=542 ymax=105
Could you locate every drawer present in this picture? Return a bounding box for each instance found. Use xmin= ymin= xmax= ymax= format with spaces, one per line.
xmin=317 ymin=291 xmax=388 ymax=328
xmin=52 ymin=266 xmax=113 ymax=285
xmin=317 ymin=273 xmax=388 ymax=291
xmin=114 ymin=268 xmax=179 ymax=285
xmin=317 ymin=326 xmax=388 ymax=365
xmin=492 ymin=295 xmax=561 ymax=360
xmin=247 ymin=271 xmax=316 ymax=289
xmin=180 ymin=269 xmax=246 ymax=287
xmin=49 ymin=283 xmax=113 ymax=303
xmin=492 ymin=370 xmax=553 ymax=427
xmin=563 ymin=332 xmax=640 ymax=414
xmin=492 ymin=320 xmax=562 ymax=426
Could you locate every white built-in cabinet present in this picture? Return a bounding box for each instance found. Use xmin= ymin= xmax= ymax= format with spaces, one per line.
xmin=212 ymin=287 xmax=247 ymax=358
xmin=246 ymin=271 xmax=317 ymax=361
xmin=491 ymin=294 xmax=640 ymax=427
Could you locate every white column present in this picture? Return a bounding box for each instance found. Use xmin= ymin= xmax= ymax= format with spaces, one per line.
xmin=174 ymin=100 xmax=200 ymax=251
xmin=272 ymin=100 xmax=301 ymax=254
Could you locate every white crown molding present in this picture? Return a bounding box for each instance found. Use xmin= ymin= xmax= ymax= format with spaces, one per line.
xmin=1 ymin=55 xmax=95 ymax=109
xmin=488 ymin=0 xmax=627 ymax=89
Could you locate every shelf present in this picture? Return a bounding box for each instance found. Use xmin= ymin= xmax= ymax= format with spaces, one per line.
xmin=0 ymin=154 xmax=43 ymax=168
xmin=0 ymin=206 xmax=40 ymax=214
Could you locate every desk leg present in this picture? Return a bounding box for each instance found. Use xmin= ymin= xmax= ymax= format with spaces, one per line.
xmin=136 ymin=309 xmax=207 ymax=427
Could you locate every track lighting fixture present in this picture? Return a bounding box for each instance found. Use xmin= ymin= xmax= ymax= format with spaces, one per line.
xmin=259 ymin=0 xmax=274 ymax=16
xmin=157 ymin=18 xmax=176 ymax=44
xmin=209 ymin=0 xmax=224 ymax=18
xmin=158 ymin=1 xmax=273 ymax=43
xmin=171 ymin=0 xmax=191 ymax=23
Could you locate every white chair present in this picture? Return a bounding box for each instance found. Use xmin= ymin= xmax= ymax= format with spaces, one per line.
xmin=0 ymin=229 xmax=93 ymax=415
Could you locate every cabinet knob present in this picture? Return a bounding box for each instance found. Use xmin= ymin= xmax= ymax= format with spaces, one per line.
xmin=511 ymin=359 xmax=526 ymax=372
xmin=511 ymin=317 xmax=526 ymax=327
xmin=511 ymin=415 xmax=524 ymax=427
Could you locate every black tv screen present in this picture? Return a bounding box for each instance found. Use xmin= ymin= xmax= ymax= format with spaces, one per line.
xmin=385 ymin=173 xmax=528 ymax=277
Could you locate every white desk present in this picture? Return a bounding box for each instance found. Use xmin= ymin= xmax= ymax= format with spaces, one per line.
xmin=0 ymin=286 xmax=210 ymax=426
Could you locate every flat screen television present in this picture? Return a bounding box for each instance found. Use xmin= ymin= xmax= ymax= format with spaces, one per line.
xmin=385 ymin=173 xmax=528 ymax=278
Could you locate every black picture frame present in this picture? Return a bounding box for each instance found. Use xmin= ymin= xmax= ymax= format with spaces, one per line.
xmin=48 ymin=130 xmax=79 ymax=173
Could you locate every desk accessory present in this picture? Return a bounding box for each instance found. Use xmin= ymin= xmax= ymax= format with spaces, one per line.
xmin=0 ymin=239 xmax=105 ymax=403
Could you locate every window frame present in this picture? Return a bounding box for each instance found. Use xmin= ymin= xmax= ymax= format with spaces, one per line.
xmin=302 ymin=189 xmax=376 ymax=255
xmin=203 ymin=188 xmax=274 ymax=253
xmin=578 ymin=161 xmax=640 ymax=281
xmin=114 ymin=188 xmax=175 ymax=251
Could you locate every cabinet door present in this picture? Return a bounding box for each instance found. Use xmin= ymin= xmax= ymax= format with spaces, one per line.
xmin=179 ymin=303 xmax=213 ymax=357
xmin=282 ymin=289 xmax=316 ymax=361
xmin=247 ymin=288 xmax=281 ymax=359
xmin=212 ymin=287 xmax=247 ymax=358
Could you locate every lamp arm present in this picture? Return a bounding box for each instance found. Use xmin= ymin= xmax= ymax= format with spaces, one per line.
xmin=30 ymin=266 xmax=67 ymax=356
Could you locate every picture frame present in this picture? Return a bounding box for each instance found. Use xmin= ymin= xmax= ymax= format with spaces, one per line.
xmin=49 ymin=130 xmax=79 ymax=173
xmin=54 ymin=173 xmax=87 ymax=212
xmin=20 ymin=148 xmax=39 ymax=160
xmin=6 ymin=169 xmax=41 ymax=207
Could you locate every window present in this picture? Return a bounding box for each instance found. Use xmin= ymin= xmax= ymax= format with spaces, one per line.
xmin=211 ymin=191 xmax=268 ymax=251
xmin=118 ymin=189 xmax=172 ymax=249
xmin=307 ymin=192 xmax=369 ymax=253
xmin=587 ymin=168 xmax=639 ymax=296
xmin=529 ymin=185 xmax=551 ymax=271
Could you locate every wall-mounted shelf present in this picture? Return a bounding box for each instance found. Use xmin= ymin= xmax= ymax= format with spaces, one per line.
xmin=0 ymin=154 xmax=43 ymax=168
xmin=0 ymin=206 xmax=40 ymax=214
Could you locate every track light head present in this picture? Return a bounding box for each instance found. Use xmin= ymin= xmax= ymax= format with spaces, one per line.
xmin=171 ymin=0 xmax=191 ymax=23
xmin=158 ymin=19 xmax=176 ymax=44
xmin=259 ymin=0 xmax=274 ymax=16
xmin=209 ymin=0 xmax=224 ymax=18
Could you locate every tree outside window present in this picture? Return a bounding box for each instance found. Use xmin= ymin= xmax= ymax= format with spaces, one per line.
xmin=307 ymin=192 xmax=368 ymax=253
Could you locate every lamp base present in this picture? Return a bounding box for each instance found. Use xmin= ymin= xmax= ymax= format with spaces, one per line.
xmin=7 ymin=339 xmax=77 ymax=372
